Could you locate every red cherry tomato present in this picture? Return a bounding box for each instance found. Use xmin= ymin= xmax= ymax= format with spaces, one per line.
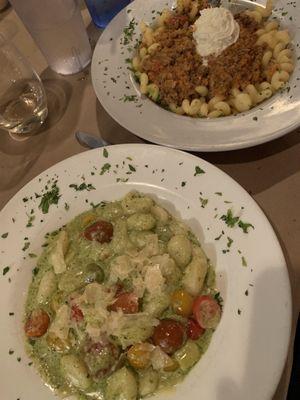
xmin=109 ymin=292 xmax=139 ymax=314
xmin=152 ymin=319 xmax=185 ymax=354
xmin=84 ymin=220 xmax=113 ymax=243
xmin=25 ymin=309 xmax=50 ymax=338
xmin=187 ymin=318 xmax=205 ymax=340
xmin=193 ymin=295 xmax=221 ymax=329
xmin=71 ymin=304 xmax=84 ymax=322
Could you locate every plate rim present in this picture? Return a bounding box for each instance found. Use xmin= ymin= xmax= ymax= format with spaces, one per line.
xmin=0 ymin=144 xmax=292 ymax=399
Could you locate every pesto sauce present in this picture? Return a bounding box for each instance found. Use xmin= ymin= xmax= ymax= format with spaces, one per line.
xmin=24 ymin=192 xmax=220 ymax=400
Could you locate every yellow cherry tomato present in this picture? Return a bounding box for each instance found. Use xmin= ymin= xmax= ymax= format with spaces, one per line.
xmin=171 ymin=290 xmax=194 ymax=317
xmin=127 ymin=343 xmax=155 ymax=369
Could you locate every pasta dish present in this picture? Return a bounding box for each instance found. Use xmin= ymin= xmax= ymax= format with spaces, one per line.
xmin=131 ymin=0 xmax=294 ymax=118
xmin=24 ymin=192 xmax=221 ymax=400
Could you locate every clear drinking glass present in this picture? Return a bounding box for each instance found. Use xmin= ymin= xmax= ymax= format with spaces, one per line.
xmin=10 ymin=0 xmax=92 ymax=75
xmin=0 ymin=36 xmax=48 ymax=135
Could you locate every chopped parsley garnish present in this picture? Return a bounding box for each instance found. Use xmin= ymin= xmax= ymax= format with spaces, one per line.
xmin=22 ymin=242 xmax=30 ymax=252
xmin=103 ymin=148 xmax=109 ymax=158
xmin=214 ymin=292 xmax=223 ymax=306
xmin=238 ymin=220 xmax=254 ymax=233
xmin=242 ymin=256 xmax=247 ymax=267
xmin=26 ymin=214 xmax=35 ymax=228
xmin=181 ymin=181 xmax=186 ymax=187
xmin=39 ymin=183 xmax=61 ymax=214
xmin=237 ymin=309 xmax=241 ymax=315
xmin=9 ymin=312 xmax=14 ymax=316
xmin=64 ymin=203 xmax=70 ymax=211
xmin=69 ymin=183 xmax=95 ymax=191
xmin=17 ymin=357 xmax=21 ymax=362
xmin=28 ymin=253 xmax=37 ymax=258
xmin=3 ymin=266 xmax=10 ymax=275
xmin=253 ymin=116 xmax=258 ymax=121
xmin=221 ymin=209 xmax=254 ymax=233
xmin=221 ymin=209 xmax=239 ymax=227
xmin=100 ymin=163 xmax=111 ymax=175
xmin=122 ymin=18 xmax=136 ymax=45
xmin=120 ymin=94 xmax=138 ymax=102
xmin=194 ymin=166 xmax=205 ymax=176
xmin=32 ymin=267 xmax=39 ymax=276
xmin=199 ymin=197 xmax=208 ymax=208
xmin=245 ymin=290 xmax=249 ymax=296
xmin=227 ymin=237 xmax=233 ymax=248
xmin=9 ymin=349 xmax=14 ymax=355
xmin=116 ymin=177 xmax=129 ymax=183
xmin=1 ymin=232 xmax=8 ymax=238
xmin=215 ymin=192 xmax=222 ymax=196
xmin=214 ymin=233 xmax=223 ymax=240
xmin=128 ymin=164 xmax=136 ymax=172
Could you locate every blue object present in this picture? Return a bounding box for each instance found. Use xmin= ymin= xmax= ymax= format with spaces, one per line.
xmin=85 ymin=0 xmax=131 ymax=28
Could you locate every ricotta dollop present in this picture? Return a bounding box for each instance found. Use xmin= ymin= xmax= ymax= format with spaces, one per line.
xmin=193 ymin=7 xmax=240 ymax=60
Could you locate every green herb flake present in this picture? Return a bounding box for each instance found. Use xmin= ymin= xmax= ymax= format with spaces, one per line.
xmin=242 ymin=256 xmax=247 ymax=267
xmin=245 ymin=290 xmax=249 ymax=296
xmin=199 ymin=197 xmax=208 ymax=208
xmin=227 ymin=237 xmax=233 ymax=248
xmin=1 ymin=232 xmax=8 ymax=238
xmin=122 ymin=18 xmax=136 ymax=45
xmin=215 ymin=192 xmax=222 ymax=196
xmin=22 ymin=242 xmax=30 ymax=252
xmin=128 ymin=164 xmax=136 ymax=172
xmin=221 ymin=209 xmax=239 ymax=228
xmin=32 ymin=267 xmax=39 ymax=276
xmin=214 ymin=292 xmax=223 ymax=306
xmin=28 ymin=253 xmax=37 ymax=258
xmin=3 ymin=266 xmax=10 ymax=276
xmin=26 ymin=214 xmax=35 ymax=228
xmin=238 ymin=220 xmax=254 ymax=233
xmin=194 ymin=166 xmax=205 ymax=176
xmin=120 ymin=94 xmax=138 ymax=102
xmin=181 ymin=181 xmax=186 ymax=187
xmin=69 ymin=183 xmax=95 ymax=192
xmin=237 ymin=309 xmax=241 ymax=315
xmin=214 ymin=231 xmax=224 ymax=240
xmin=64 ymin=203 xmax=70 ymax=211
xmin=100 ymin=163 xmax=111 ymax=175
xmin=253 ymin=116 xmax=258 ymax=121
xmin=103 ymin=148 xmax=109 ymax=158
xmin=17 ymin=357 xmax=21 ymax=362
xmin=38 ymin=183 xmax=61 ymax=214
xmin=9 ymin=312 xmax=14 ymax=316
xmin=9 ymin=349 xmax=14 ymax=355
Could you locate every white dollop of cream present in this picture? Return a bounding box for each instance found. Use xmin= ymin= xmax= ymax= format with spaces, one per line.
xmin=193 ymin=7 xmax=240 ymax=60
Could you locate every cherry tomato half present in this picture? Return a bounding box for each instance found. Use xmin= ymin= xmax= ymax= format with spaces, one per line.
xmin=84 ymin=220 xmax=113 ymax=243
xmin=193 ymin=295 xmax=221 ymax=329
xmin=152 ymin=319 xmax=185 ymax=354
xmin=186 ymin=318 xmax=205 ymax=340
xmin=109 ymin=292 xmax=139 ymax=314
xmin=171 ymin=290 xmax=193 ymax=317
xmin=25 ymin=309 xmax=50 ymax=338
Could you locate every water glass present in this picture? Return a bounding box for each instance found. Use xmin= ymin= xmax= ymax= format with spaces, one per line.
xmin=0 ymin=38 xmax=48 ymax=135
xmin=10 ymin=0 xmax=92 ymax=75
xmin=85 ymin=0 xmax=131 ymax=28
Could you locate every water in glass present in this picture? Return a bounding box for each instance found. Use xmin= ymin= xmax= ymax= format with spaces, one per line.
xmin=0 ymin=39 xmax=48 ymax=134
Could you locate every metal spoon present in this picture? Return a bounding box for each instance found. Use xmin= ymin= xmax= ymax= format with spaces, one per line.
xmin=75 ymin=131 xmax=109 ymax=148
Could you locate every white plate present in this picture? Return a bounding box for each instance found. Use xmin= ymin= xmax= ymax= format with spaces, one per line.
xmin=0 ymin=144 xmax=291 ymax=400
xmin=91 ymin=0 xmax=300 ymax=152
